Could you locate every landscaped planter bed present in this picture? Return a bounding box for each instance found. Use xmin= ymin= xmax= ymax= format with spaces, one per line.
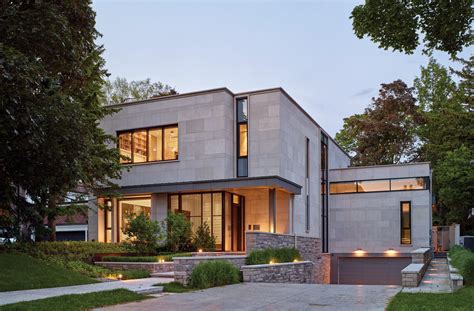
xmin=241 ymin=261 xmax=314 ymax=284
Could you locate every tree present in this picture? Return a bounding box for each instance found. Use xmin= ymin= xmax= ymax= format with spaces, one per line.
xmin=193 ymin=222 xmax=216 ymax=251
xmin=351 ymin=1 xmax=473 ymax=57
xmin=0 ymin=1 xmax=122 ymax=241
xmin=335 ymin=80 xmax=421 ymax=166
xmin=103 ymin=77 xmax=177 ymax=105
xmin=166 ymin=213 xmax=193 ymax=252
xmin=123 ymin=212 xmax=165 ymax=254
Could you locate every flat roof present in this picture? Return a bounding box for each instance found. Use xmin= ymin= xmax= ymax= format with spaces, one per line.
xmin=105 ymin=86 xmax=350 ymax=158
xmin=330 ymin=162 xmax=431 ymax=171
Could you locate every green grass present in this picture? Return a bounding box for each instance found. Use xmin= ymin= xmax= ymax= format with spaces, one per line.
xmin=120 ymin=269 xmax=150 ymax=280
xmin=0 ymin=254 xmax=96 ymax=292
xmin=154 ymin=282 xmax=194 ymax=293
xmin=387 ymin=286 xmax=474 ymax=311
xmin=0 ymin=289 xmax=148 ymax=311
xmin=246 ymin=247 xmax=300 ymax=265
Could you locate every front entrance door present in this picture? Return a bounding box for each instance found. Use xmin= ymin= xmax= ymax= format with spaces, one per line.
xmin=231 ymin=194 xmax=245 ymax=251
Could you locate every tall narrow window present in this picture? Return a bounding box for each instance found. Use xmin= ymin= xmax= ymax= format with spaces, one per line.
xmin=236 ymin=98 xmax=248 ymax=177
xmin=132 ymin=130 xmax=147 ymax=163
xmin=401 ymin=201 xmax=411 ymax=244
xmin=164 ymin=126 xmax=179 ymax=160
xmin=118 ymin=132 xmax=132 ymax=163
xmin=148 ymin=128 xmax=163 ymax=161
xmin=305 ymin=137 xmax=310 ymax=231
xmin=321 ymin=133 xmax=329 ymax=252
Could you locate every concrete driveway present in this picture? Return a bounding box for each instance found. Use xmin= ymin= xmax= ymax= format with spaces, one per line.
xmin=98 ymin=283 xmax=401 ymax=311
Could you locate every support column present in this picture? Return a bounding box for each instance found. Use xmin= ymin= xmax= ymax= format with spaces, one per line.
xmin=152 ymin=193 xmax=169 ymax=230
xmin=269 ymin=188 xmax=276 ymax=233
xmin=289 ymin=194 xmax=294 ymax=234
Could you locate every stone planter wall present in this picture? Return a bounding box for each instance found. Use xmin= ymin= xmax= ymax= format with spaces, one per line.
xmin=411 ymin=247 xmax=432 ymax=265
xmin=191 ymin=251 xmax=246 ymax=257
xmin=174 ymin=255 xmax=247 ymax=286
xmin=401 ymin=248 xmax=432 ymax=287
xmin=95 ymin=261 xmax=174 ymax=273
xmin=242 ymin=261 xmax=313 ymax=284
xmin=245 ymin=231 xmax=330 ymax=284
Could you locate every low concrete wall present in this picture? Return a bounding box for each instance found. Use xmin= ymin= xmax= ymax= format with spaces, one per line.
xmin=411 ymin=247 xmax=432 ymax=265
xmin=174 ymin=255 xmax=247 ymax=286
xmin=191 ymin=251 xmax=245 ymax=257
xmin=242 ymin=261 xmax=313 ymax=284
xmin=245 ymin=232 xmax=330 ymax=284
xmin=95 ymin=261 xmax=174 ymax=273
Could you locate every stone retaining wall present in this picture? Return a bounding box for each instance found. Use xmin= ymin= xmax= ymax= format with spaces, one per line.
xmin=411 ymin=247 xmax=432 ymax=265
xmin=95 ymin=261 xmax=174 ymax=273
xmin=401 ymin=248 xmax=432 ymax=287
xmin=245 ymin=231 xmax=330 ymax=284
xmin=242 ymin=261 xmax=313 ymax=283
xmin=174 ymin=255 xmax=247 ymax=286
xmin=191 ymin=251 xmax=246 ymax=257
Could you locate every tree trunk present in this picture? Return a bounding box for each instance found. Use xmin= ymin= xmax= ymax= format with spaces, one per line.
xmin=47 ymin=197 xmax=58 ymax=241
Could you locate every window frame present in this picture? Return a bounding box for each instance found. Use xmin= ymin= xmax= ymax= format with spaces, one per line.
xmin=117 ymin=124 xmax=178 ymax=164
xmin=400 ymin=201 xmax=412 ymax=245
xmin=236 ymin=97 xmax=248 ymax=177
xmin=329 ymin=176 xmax=430 ymax=195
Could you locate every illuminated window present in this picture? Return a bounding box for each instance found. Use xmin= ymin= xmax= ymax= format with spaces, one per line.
xmin=117 ymin=125 xmax=178 ymax=164
xmin=119 ymin=197 xmax=151 ymax=242
xmin=357 ymin=180 xmax=390 ymax=192
xmin=401 ymin=201 xmax=411 ymax=244
xmin=391 ymin=178 xmax=426 ymax=191
xmin=239 ymin=124 xmax=248 ymax=157
xmin=330 ymin=182 xmax=357 ymax=194
xmin=236 ymin=98 xmax=248 ymax=177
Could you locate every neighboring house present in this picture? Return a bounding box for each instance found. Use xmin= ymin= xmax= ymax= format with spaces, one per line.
xmin=87 ymin=87 xmax=432 ymax=284
xmin=52 ymin=214 xmax=88 ymax=241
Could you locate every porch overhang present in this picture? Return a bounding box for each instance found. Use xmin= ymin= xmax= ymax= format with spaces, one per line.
xmin=107 ymin=176 xmax=301 ymax=196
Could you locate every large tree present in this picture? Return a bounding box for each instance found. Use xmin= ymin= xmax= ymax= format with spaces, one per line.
xmin=103 ymin=77 xmax=177 ymax=105
xmin=0 ymin=1 xmax=122 ymax=241
xmin=335 ymin=80 xmax=421 ymax=166
xmin=351 ymin=0 xmax=473 ymax=57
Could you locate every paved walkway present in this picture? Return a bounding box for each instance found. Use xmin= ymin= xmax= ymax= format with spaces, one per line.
xmin=97 ymin=283 xmax=401 ymax=311
xmin=0 ymin=277 xmax=171 ymax=306
xmin=402 ymin=258 xmax=451 ymax=293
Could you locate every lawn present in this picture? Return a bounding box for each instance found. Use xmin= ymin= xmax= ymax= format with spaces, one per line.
xmin=387 ymin=286 xmax=474 ymax=311
xmin=0 ymin=289 xmax=148 ymax=311
xmin=154 ymin=281 xmax=194 ymax=293
xmin=0 ymin=253 xmax=96 ymax=292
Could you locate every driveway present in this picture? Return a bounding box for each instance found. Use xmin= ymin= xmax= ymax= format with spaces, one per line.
xmin=98 ymin=283 xmax=401 ymax=311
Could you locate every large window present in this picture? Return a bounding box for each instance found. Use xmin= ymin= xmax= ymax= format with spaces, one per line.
xmin=169 ymin=192 xmax=224 ymax=250
xmin=118 ymin=125 xmax=178 ymax=164
xmin=236 ymin=98 xmax=248 ymax=177
xmin=330 ymin=177 xmax=429 ymax=194
xmin=401 ymin=201 xmax=411 ymax=244
xmin=119 ymin=197 xmax=151 ymax=242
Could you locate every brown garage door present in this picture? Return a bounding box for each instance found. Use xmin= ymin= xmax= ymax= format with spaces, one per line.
xmin=337 ymin=257 xmax=411 ymax=285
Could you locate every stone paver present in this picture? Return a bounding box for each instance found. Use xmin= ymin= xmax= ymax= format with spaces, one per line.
xmin=402 ymin=258 xmax=451 ymax=293
xmin=0 ymin=277 xmax=172 ymax=306
xmin=97 ymin=283 xmax=401 ymax=311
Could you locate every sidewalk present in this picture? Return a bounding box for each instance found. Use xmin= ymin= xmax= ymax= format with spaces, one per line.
xmin=0 ymin=277 xmax=171 ymax=306
xmin=402 ymin=258 xmax=451 ymax=293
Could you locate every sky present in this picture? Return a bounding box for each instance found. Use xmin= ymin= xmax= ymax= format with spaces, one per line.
xmin=92 ymin=0 xmax=470 ymax=137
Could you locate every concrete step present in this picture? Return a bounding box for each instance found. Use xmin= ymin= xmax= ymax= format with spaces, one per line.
xmin=135 ymin=286 xmax=163 ymax=295
xmin=150 ymin=271 xmax=174 ymax=278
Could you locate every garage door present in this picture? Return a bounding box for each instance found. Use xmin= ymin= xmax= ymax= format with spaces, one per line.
xmin=337 ymin=257 xmax=411 ymax=285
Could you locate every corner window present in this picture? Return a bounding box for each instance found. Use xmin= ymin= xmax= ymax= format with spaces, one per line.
xmin=236 ymin=98 xmax=248 ymax=177
xmin=117 ymin=125 xmax=178 ymax=164
xmin=401 ymin=201 xmax=411 ymax=244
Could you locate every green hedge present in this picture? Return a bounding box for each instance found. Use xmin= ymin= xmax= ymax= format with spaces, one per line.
xmin=449 ymin=246 xmax=474 ymax=285
xmin=246 ymin=247 xmax=301 ymax=265
xmin=188 ymin=261 xmax=240 ymax=289
xmin=102 ymin=252 xmax=192 ymax=263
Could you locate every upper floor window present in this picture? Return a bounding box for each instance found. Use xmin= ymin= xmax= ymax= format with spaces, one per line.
xmin=118 ymin=125 xmax=178 ymax=164
xmin=330 ymin=176 xmax=429 ymax=194
xmin=236 ymin=98 xmax=248 ymax=177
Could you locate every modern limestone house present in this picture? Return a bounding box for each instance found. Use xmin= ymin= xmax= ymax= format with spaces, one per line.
xmin=88 ymin=87 xmax=432 ymax=285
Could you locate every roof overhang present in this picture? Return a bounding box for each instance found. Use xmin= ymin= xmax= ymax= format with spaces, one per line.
xmin=106 ymin=176 xmax=302 ymax=196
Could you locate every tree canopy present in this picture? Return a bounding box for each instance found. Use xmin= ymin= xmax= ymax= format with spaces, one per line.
xmin=103 ymin=77 xmax=177 ymax=105
xmin=335 ymin=80 xmax=421 ymax=166
xmin=0 ymin=1 xmax=122 ymax=241
xmin=351 ymin=0 xmax=473 ymax=57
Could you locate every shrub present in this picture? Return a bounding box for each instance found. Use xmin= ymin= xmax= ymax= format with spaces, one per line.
xmin=246 ymin=247 xmax=301 ymax=265
xmin=167 ymin=213 xmax=193 ymax=252
xmin=193 ymin=222 xmax=216 ymax=251
xmin=122 ymin=212 xmax=164 ymax=254
xmin=119 ymin=269 xmax=150 ymax=280
xmin=188 ymin=261 xmax=240 ymax=289
xmin=103 ymin=256 xmax=157 ymax=262
xmin=449 ymin=246 xmax=474 ymax=284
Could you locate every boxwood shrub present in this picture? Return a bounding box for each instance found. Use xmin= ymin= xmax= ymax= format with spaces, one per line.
xmin=102 ymin=252 xmax=192 ymax=263
xmin=188 ymin=261 xmax=240 ymax=289
xmin=449 ymin=246 xmax=474 ymax=285
xmin=246 ymin=247 xmax=301 ymax=265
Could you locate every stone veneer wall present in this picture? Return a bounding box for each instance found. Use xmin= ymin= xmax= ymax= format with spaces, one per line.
xmin=245 ymin=231 xmax=330 ymax=284
xmin=95 ymin=261 xmax=174 ymax=273
xmin=242 ymin=261 xmax=313 ymax=283
xmin=174 ymin=255 xmax=247 ymax=286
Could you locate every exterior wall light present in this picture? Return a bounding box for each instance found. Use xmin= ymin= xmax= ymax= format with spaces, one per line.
xmin=354 ymin=248 xmax=366 ymax=256
xmin=158 ymin=257 xmax=165 ymax=263
xmin=385 ymin=248 xmax=398 ymax=256
xmin=198 ymin=249 xmax=203 ymax=253
xmin=269 ymin=260 xmax=275 ymax=265
xmin=117 ymin=274 xmax=123 ymax=280
xmin=293 ymin=259 xmax=299 ymax=263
